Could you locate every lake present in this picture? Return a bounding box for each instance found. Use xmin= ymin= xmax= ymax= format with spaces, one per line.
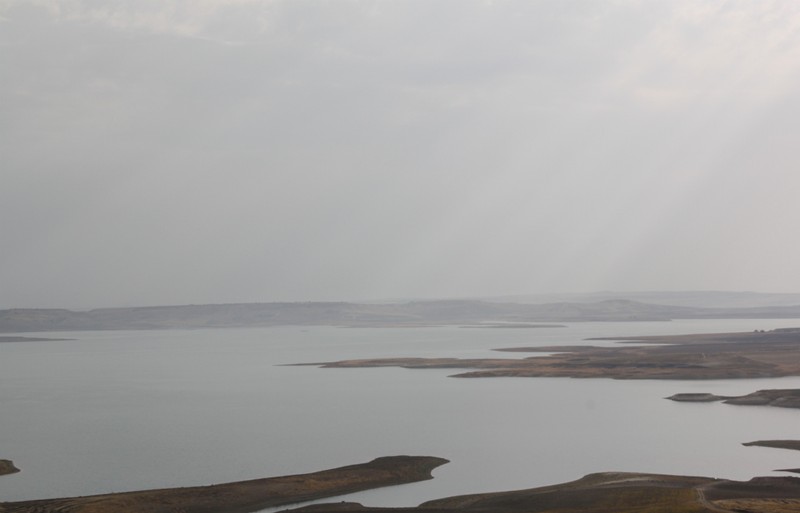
xmin=3 ymin=319 xmax=800 ymax=507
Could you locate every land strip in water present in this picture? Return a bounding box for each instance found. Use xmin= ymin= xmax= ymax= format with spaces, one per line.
xmin=0 ymin=460 xmax=19 ymax=476
xmin=743 ymin=441 xmax=800 ymax=452
xmin=667 ymin=389 xmax=800 ymax=407
xmin=0 ymin=336 xmax=71 ymax=343
xmin=0 ymin=456 xmax=447 ymax=513
xmin=6 ymin=459 xmax=800 ymax=513
xmin=304 ymin=329 xmax=800 ymax=380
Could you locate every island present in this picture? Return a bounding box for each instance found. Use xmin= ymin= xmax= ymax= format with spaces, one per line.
xmin=667 ymin=389 xmax=800 ymax=407
xmin=303 ymin=329 xmax=800 ymax=380
xmin=0 ymin=456 xmax=447 ymax=513
xmin=0 ymin=459 xmax=19 ymax=476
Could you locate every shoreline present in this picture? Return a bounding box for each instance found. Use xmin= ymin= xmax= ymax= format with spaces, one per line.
xmin=306 ymin=329 xmax=800 ymax=380
xmin=6 ymin=460 xmax=800 ymax=513
xmin=0 ymin=460 xmax=19 ymax=476
xmin=667 ymin=389 xmax=800 ymax=408
xmin=284 ymin=471 xmax=800 ymax=513
xmin=0 ymin=456 xmax=447 ymax=513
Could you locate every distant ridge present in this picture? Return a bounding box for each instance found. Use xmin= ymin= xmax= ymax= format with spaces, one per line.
xmin=2 ymin=299 xmax=800 ymax=333
xmin=483 ymin=290 xmax=800 ymax=308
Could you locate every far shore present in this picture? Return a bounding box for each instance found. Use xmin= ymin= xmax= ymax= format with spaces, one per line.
xmin=667 ymin=389 xmax=800 ymax=408
xmin=0 ymin=336 xmax=72 ymax=343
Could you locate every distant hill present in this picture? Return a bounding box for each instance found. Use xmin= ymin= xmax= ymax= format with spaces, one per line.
xmin=483 ymin=291 xmax=800 ymax=309
xmin=2 ymin=298 xmax=800 ymax=333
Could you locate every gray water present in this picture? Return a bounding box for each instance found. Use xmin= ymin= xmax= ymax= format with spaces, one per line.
xmin=2 ymin=319 xmax=800 ymax=507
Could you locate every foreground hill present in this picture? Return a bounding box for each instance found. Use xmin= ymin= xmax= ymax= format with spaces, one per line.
xmin=4 ymin=457 xmax=800 ymax=513
xmin=3 ymin=299 xmax=800 ymax=332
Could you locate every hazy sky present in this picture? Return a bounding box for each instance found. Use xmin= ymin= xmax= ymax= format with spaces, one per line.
xmin=2 ymin=0 xmax=800 ymax=309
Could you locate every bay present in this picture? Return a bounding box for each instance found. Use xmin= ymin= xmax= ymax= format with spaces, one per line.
xmin=2 ymin=319 xmax=800 ymax=507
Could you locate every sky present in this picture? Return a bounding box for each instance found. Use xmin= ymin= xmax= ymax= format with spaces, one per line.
xmin=2 ymin=0 xmax=800 ymax=309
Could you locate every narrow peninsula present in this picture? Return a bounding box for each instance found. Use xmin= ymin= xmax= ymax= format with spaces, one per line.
xmin=0 ymin=456 xmax=447 ymax=513
xmin=304 ymin=329 xmax=800 ymax=380
xmin=743 ymin=441 xmax=800 ymax=452
xmin=668 ymin=389 xmax=800 ymax=408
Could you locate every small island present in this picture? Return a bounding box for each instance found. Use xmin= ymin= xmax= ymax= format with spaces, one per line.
xmin=667 ymin=389 xmax=800 ymax=408
xmin=0 ymin=459 xmax=19 ymax=476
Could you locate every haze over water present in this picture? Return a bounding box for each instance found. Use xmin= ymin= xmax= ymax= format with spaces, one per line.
xmin=3 ymin=319 xmax=800 ymax=507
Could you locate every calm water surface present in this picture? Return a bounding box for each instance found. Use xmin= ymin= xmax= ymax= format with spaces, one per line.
xmin=2 ymin=319 xmax=800 ymax=507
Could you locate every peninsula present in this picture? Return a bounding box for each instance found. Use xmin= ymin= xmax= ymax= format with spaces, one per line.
xmin=0 ymin=456 xmax=447 ymax=513
xmin=306 ymin=329 xmax=800 ymax=380
xmin=7 ymin=462 xmax=800 ymax=513
xmin=667 ymin=389 xmax=800 ymax=407
xmin=743 ymin=441 xmax=800 ymax=452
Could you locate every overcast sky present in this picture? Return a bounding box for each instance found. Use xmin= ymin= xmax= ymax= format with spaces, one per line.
xmin=2 ymin=0 xmax=800 ymax=309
